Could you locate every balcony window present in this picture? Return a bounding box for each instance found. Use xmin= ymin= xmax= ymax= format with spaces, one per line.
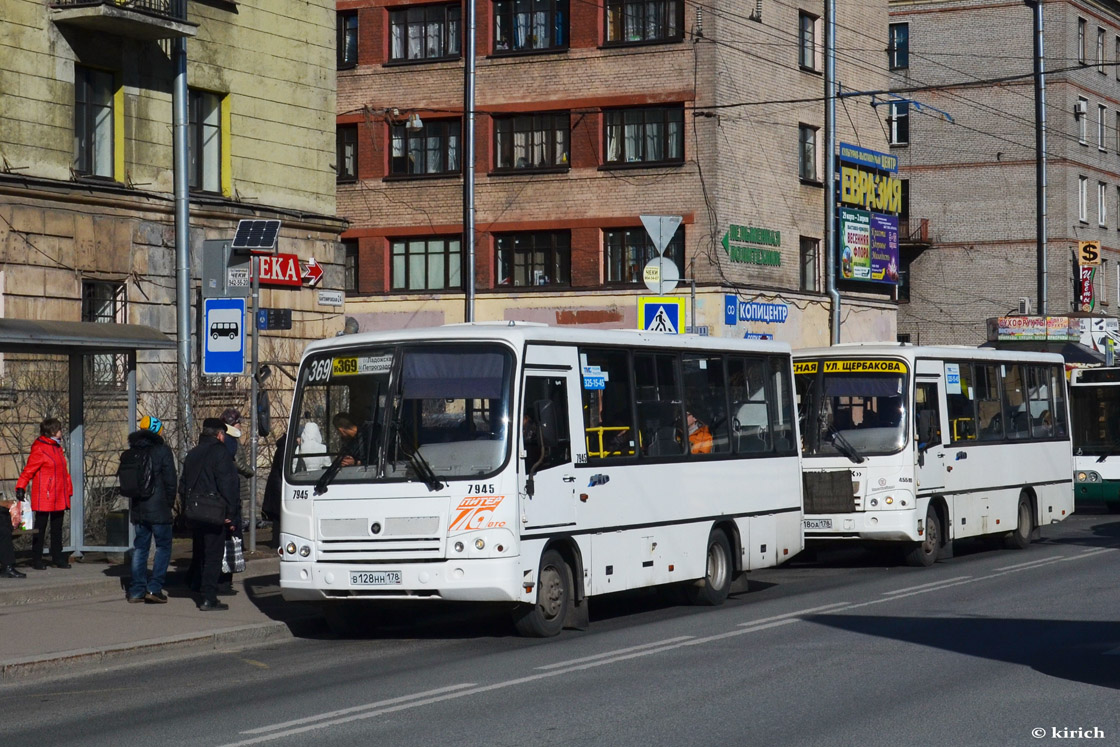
xmin=73 ymin=65 xmax=115 ymax=178
xmin=188 ymin=88 xmax=222 ymax=194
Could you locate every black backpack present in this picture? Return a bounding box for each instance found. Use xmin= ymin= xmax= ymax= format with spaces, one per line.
xmin=118 ymin=446 xmax=156 ymax=499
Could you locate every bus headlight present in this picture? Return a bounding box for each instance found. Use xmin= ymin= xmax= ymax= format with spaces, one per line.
xmin=299 ymin=545 xmax=311 ymax=557
xmin=454 ymin=541 xmax=465 ymax=553
xmin=474 ymin=538 xmax=486 ymax=550
xmin=285 ymin=542 xmax=297 ymax=555
xmin=1076 ymin=471 xmax=1102 ymax=483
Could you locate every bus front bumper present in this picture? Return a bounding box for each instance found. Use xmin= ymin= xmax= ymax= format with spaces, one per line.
xmin=803 ymin=510 xmax=919 ymax=543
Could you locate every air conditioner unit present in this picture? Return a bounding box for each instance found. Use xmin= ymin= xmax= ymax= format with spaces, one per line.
xmin=1075 ymin=100 xmax=1088 ymax=118
xmin=1018 ymin=297 xmax=1032 ymax=315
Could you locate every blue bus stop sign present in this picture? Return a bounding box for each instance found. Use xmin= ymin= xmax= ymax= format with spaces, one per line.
xmin=202 ymin=298 xmax=246 ymax=376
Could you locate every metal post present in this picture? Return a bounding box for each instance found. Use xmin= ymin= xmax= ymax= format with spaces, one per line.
xmin=824 ymin=0 xmax=840 ymax=344
xmin=1029 ymin=0 xmax=1048 ymax=315
xmin=67 ymin=355 xmax=84 ymax=556
xmin=463 ymin=0 xmax=476 ymax=322
xmin=249 ymin=255 xmax=259 ymax=552
xmin=172 ymin=36 xmax=192 ymax=459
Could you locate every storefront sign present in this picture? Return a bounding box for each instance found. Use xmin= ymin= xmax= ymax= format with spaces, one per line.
xmin=724 ymin=295 xmax=789 ymax=325
xmin=1080 ymin=266 xmax=1096 ymax=311
xmin=986 ymin=316 xmax=1081 ymax=341
xmin=720 ymin=224 xmax=782 ymax=266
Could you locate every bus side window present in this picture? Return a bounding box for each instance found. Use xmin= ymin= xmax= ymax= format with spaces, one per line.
xmin=945 ymin=361 xmax=976 ymax=442
xmin=915 ymin=382 xmax=941 ymax=448
xmin=582 ymin=348 xmax=635 ymax=459
xmin=523 ymin=376 xmax=570 ymax=471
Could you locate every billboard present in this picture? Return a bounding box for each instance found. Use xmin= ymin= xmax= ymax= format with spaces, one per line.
xmin=837 ymin=143 xmax=901 ymax=286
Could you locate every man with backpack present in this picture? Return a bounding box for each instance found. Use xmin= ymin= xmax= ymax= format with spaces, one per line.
xmin=121 ymin=415 xmax=178 ymax=604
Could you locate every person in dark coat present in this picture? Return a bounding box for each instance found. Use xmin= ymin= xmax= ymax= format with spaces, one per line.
xmin=180 ymin=418 xmax=240 ymax=611
xmin=127 ymin=416 xmax=178 ymax=604
xmin=16 ymin=417 xmax=74 ymax=569
xmin=262 ymin=432 xmax=285 ymax=524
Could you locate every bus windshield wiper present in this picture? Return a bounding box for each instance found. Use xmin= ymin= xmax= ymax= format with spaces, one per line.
xmin=822 ymin=418 xmax=865 ymax=464
xmin=313 ymin=453 xmax=346 ymax=496
xmin=393 ymin=425 xmax=444 ymax=492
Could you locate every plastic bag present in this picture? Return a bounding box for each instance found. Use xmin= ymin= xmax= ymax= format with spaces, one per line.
xmin=18 ymin=499 xmax=32 ymax=531
xmin=221 ymin=535 xmax=246 ymax=574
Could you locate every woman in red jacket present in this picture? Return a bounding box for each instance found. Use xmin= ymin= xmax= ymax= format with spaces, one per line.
xmin=16 ymin=418 xmax=73 ymax=570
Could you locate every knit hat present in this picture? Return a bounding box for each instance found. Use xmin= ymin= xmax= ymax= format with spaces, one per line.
xmin=139 ymin=415 xmax=163 ymax=435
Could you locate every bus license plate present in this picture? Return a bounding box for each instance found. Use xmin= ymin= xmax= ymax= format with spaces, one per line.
xmin=350 ymin=570 xmax=402 ymax=586
xmin=803 ymin=518 xmax=832 ymax=530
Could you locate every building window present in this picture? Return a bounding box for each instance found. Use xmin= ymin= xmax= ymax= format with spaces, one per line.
xmin=1116 ymin=37 xmax=1120 ymax=79
xmin=605 ymin=0 xmax=683 ymax=44
xmin=1098 ymin=27 xmax=1106 ymax=73
xmin=493 ymin=113 xmax=569 ymax=171
xmin=1115 ymin=112 xmax=1120 ymax=152
xmin=391 ymin=237 xmax=462 ymax=290
xmin=1079 ymin=175 xmax=1089 ymax=223
xmin=338 ymin=11 xmax=358 ymax=68
xmin=389 ymin=4 xmax=461 ymax=62
xmin=798 ymin=12 xmax=819 ymax=71
xmin=188 ymin=89 xmax=222 ymax=194
xmin=604 ymin=228 xmax=684 ymax=284
xmin=343 ymin=239 xmax=358 ymax=293
xmin=1102 ymin=258 xmax=1111 ymax=306
xmin=1079 ymin=17 xmax=1087 ymax=64
xmin=494 ymin=0 xmax=567 ymax=52
xmin=888 ymin=102 xmax=909 ymax=146
xmin=336 ymin=124 xmax=358 ymax=182
xmin=1100 ymin=181 xmax=1108 ymax=227
xmin=1100 ymin=104 xmax=1108 ymax=151
xmin=73 ymin=65 xmax=115 ymax=179
xmin=1077 ymin=97 xmax=1088 ymax=144
xmin=604 ymin=106 xmax=683 ymax=165
xmin=495 ymin=231 xmax=571 ymax=287
xmin=800 ymin=236 xmax=820 ymax=292
xmin=888 ymin=22 xmax=909 ymax=69
xmin=390 ymin=119 xmax=461 ymax=176
xmin=82 ymin=281 xmax=126 ymax=389
xmin=798 ymin=124 xmax=818 ymax=182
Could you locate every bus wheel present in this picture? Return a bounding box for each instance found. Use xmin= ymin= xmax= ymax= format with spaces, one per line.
xmin=1004 ymin=494 xmax=1033 ymax=550
xmin=513 ymin=549 xmax=571 ymax=637
xmin=686 ymin=530 xmax=733 ymax=606
xmin=905 ymin=504 xmax=941 ymax=567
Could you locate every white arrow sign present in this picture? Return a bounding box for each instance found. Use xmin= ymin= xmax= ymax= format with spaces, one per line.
xmin=640 ymin=214 xmax=683 ymax=255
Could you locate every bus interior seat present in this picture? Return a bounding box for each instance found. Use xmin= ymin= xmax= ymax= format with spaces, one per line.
xmin=638 ymin=401 xmax=682 ymax=457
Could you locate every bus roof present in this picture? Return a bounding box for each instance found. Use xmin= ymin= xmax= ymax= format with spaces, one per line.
xmin=793 ymin=343 xmax=1065 ymax=366
xmin=303 ymin=322 xmax=793 ymax=358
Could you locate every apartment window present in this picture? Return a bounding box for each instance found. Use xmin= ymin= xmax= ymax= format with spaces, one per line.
xmin=494 ymin=0 xmax=567 ymax=52
xmin=82 ymin=281 xmax=126 ymax=388
xmin=73 ymin=65 xmax=115 ymax=178
xmin=336 ymin=124 xmax=358 ymax=182
xmin=1078 ymin=97 xmax=1088 ymax=144
xmin=495 ymin=231 xmax=571 ymax=287
xmin=1116 ymin=37 xmax=1120 ymax=79
xmin=188 ymin=89 xmax=222 ymax=193
xmin=604 ymin=228 xmax=683 ymax=284
xmin=1079 ymin=18 xmax=1087 ymax=64
xmin=798 ymin=12 xmax=818 ymax=70
xmin=1102 ymin=258 xmax=1111 ymax=306
xmin=604 ymin=0 xmax=683 ymax=44
xmin=888 ymin=102 xmax=909 ymax=146
xmin=1100 ymin=181 xmax=1108 ymax=227
xmin=1100 ymin=105 xmax=1108 ymax=151
xmin=1115 ymin=112 xmax=1120 ymax=152
xmin=389 ymin=4 xmax=461 ymax=61
xmin=342 ymin=239 xmax=358 ymax=293
xmin=493 ymin=113 xmax=569 ymax=171
xmin=798 ymin=124 xmax=818 ymax=182
xmin=1079 ymin=175 xmax=1089 ymax=223
xmin=888 ymin=22 xmax=909 ymax=69
xmin=800 ymin=237 xmax=820 ymax=292
xmin=391 ymin=237 xmax=462 ymax=290
xmin=389 ymin=120 xmax=461 ymax=176
xmin=604 ymin=106 xmax=683 ymax=165
xmin=338 ymin=11 xmax=358 ymax=68
xmin=1098 ymin=27 xmax=1106 ymax=73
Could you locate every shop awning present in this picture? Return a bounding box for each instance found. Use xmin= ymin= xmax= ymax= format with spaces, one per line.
xmin=980 ymin=340 xmax=1106 ymax=366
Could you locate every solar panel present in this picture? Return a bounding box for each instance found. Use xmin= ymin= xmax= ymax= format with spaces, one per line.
xmin=231 ymin=220 xmax=281 ymax=252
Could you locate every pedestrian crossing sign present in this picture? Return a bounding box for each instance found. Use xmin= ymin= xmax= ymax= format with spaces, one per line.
xmin=638 ymin=296 xmax=685 ymax=334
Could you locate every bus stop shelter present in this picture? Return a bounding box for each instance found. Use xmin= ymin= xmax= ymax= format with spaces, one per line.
xmin=0 ymin=318 xmax=176 ymax=554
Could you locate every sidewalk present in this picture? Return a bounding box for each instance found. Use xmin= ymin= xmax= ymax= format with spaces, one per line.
xmin=0 ymin=533 xmax=322 ymax=681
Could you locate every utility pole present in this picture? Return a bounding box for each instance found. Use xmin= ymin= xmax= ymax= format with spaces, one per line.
xmin=172 ymin=33 xmax=192 ymax=458
xmin=1026 ymin=0 xmax=1048 ymax=315
xmin=824 ymin=0 xmax=840 ymax=344
xmin=463 ymin=0 xmax=476 ymax=322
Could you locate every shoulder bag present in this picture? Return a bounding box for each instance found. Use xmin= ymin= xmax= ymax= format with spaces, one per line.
xmin=183 ymin=445 xmax=228 ymax=527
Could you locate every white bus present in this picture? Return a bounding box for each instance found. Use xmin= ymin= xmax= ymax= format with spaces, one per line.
xmin=278 ymin=323 xmax=803 ymax=636
xmin=1069 ymin=366 xmax=1120 ymax=513
xmin=793 ymin=345 xmax=1074 ymax=566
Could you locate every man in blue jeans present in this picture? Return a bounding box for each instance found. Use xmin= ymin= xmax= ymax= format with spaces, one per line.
xmin=127 ymin=416 xmax=178 ymax=604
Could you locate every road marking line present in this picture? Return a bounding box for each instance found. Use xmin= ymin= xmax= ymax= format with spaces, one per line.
xmin=535 ymin=636 xmax=694 ymax=670
xmin=240 ymin=683 xmax=478 ymax=735
xmin=239 ymin=659 xmax=269 ymax=669
xmin=882 ymin=577 xmax=971 ymax=595
xmin=994 ymin=556 xmax=1068 ymax=572
xmin=735 ymin=602 xmax=852 ymax=627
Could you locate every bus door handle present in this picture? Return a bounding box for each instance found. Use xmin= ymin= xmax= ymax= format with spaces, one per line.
xmin=955 ymin=451 xmax=967 ymax=460
xmin=562 ymin=475 xmax=576 ymax=483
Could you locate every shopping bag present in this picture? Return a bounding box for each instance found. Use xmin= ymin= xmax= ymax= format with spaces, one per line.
xmin=221 ymin=536 xmax=246 ymax=574
xmin=7 ymin=501 xmax=17 ymax=530
xmin=18 ymin=499 xmax=32 ymax=532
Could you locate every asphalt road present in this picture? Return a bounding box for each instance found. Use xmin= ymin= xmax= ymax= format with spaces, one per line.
xmin=2 ymin=505 xmax=1118 ymax=747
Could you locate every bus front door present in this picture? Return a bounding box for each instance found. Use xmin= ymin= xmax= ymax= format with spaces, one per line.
xmin=520 ymin=372 xmax=578 ymax=531
xmin=915 ymin=379 xmax=946 ymax=493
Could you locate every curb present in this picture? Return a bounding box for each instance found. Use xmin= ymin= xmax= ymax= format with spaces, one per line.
xmin=0 ymin=620 xmax=298 ymax=681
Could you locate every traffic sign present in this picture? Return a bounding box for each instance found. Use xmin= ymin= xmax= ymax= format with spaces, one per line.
xmin=640 ymin=215 xmax=682 ymax=254
xmin=642 ymin=256 xmax=680 ymax=294
xmin=638 ymin=296 xmax=685 ymax=334
xmin=202 ymin=298 xmax=246 ymax=376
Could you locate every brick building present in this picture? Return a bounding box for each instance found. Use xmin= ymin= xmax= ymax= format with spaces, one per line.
xmin=337 ymin=0 xmax=898 ymax=344
xmin=891 ymin=0 xmax=1120 ymax=345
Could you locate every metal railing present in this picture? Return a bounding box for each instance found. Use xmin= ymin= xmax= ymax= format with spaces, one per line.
xmin=50 ymin=0 xmax=187 ymax=22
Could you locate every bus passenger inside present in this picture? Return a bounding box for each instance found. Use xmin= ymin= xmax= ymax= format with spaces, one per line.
xmin=686 ymin=410 xmax=712 ymax=454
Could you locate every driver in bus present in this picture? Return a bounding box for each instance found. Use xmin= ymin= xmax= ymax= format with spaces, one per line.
xmin=332 ymin=413 xmax=368 ymax=467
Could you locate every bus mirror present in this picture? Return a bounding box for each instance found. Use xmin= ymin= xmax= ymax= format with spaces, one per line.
xmin=534 ymin=399 xmax=560 ymax=449
xmin=917 ymin=411 xmax=938 ymax=449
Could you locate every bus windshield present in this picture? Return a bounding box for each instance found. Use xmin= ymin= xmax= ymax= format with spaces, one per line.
xmin=797 ymin=364 xmax=908 ymax=457
xmin=288 ymin=343 xmax=514 ymax=487
xmin=1070 ymin=385 xmax=1120 ymax=456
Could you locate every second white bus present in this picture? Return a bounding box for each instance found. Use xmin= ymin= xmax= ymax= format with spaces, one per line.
xmin=793 ymin=345 xmax=1074 ymax=565
xmin=1069 ymin=366 xmax=1120 ymax=512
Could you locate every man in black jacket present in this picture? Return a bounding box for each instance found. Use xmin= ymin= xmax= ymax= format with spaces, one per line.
xmin=180 ymin=418 xmax=240 ymax=611
xmin=127 ymin=416 xmax=178 ymax=603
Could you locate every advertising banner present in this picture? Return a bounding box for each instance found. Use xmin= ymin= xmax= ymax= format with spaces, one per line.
xmin=869 ymin=214 xmax=900 ymax=283
xmin=1080 ymin=266 xmax=1096 ymax=312
xmin=840 ymin=208 xmax=871 ymax=280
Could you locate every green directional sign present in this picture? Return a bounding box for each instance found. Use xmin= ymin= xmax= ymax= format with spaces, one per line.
xmin=721 ymin=224 xmax=782 ymax=266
